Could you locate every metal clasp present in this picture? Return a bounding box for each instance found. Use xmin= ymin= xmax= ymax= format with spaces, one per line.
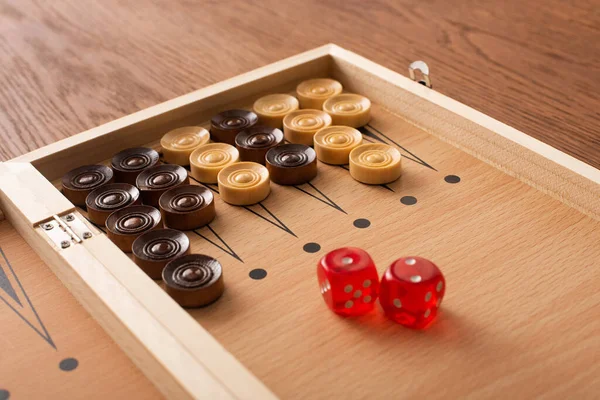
xmin=408 ymin=61 xmax=432 ymax=88
xmin=40 ymin=213 xmax=94 ymax=249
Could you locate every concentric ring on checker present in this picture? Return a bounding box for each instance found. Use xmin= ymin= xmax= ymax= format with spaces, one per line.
xmin=62 ymin=165 xmax=114 ymax=206
xmin=271 ymin=149 xmax=309 ymax=167
xmin=142 ymin=237 xmax=182 ymax=260
xmin=266 ymin=144 xmax=317 ymax=185
xmin=236 ymin=128 xmax=282 ymax=148
xmin=212 ymin=109 xmax=257 ymax=130
xmin=67 ymin=165 xmax=112 ymax=189
xmin=85 ymin=183 xmax=140 ymax=226
xmin=169 ymin=192 xmax=203 ymax=212
xmin=115 ymin=212 xmax=154 ymax=234
xmin=73 ymin=171 xmax=104 ymax=189
xmin=164 ymin=127 xmax=209 ymax=150
xmin=253 ymin=94 xmax=299 ymax=128
xmin=349 ymin=143 xmax=402 ymax=184
xmin=138 ymin=165 xmax=188 ymax=189
xmin=112 ymin=145 xmax=158 ymax=169
xmin=322 ymin=93 xmax=371 ymax=128
xmin=94 ymin=189 xmax=131 ymax=209
xmin=217 ymin=162 xmax=270 ymax=205
xmin=283 ymin=109 xmax=332 ymax=146
xmin=159 ymin=185 xmax=215 ymax=230
xmin=106 ymin=205 xmax=162 ymax=252
xmin=210 ymin=110 xmax=258 ymax=145
xmin=133 ymin=228 xmax=190 ymax=280
xmin=189 ymin=143 xmax=239 ymax=184
xmin=111 ymin=147 xmax=159 ymax=185
xmin=136 ymin=164 xmax=189 ymax=206
xmin=254 ymin=94 xmax=298 ymax=116
xmin=162 ymin=254 xmax=224 ymax=308
xmin=314 ymin=126 xmax=363 ymax=165
xmin=172 ymin=263 xmax=215 ymax=289
xmin=161 ymin=126 xmax=210 ymax=165
xmin=296 ymin=78 xmax=343 ymax=109
xmin=235 ymin=126 xmax=284 ymax=164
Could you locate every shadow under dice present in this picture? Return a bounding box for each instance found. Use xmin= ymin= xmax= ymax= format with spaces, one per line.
xmin=380 ymin=256 xmax=445 ymax=329
xmin=317 ymin=247 xmax=380 ymax=316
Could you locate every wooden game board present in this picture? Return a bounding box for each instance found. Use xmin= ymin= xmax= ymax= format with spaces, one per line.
xmin=0 ymin=44 xmax=598 ymax=399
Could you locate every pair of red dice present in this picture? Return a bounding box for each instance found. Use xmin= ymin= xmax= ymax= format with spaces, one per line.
xmin=317 ymin=247 xmax=446 ymax=329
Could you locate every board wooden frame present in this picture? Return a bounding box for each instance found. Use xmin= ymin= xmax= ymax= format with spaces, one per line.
xmin=0 ymin=44 xmax=598 ymax=399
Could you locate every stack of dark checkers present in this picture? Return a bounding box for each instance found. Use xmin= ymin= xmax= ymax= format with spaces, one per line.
xmin=60 ymin=146 xmax=224 ymax=309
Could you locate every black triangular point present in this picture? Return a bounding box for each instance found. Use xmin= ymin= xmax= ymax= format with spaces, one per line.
xmin=193 ymin=225 xmax=243 ymax=263
xmin=202 ymin=183 xmax=220 ymax=193
xmin=380 ymin=183 xmax=395 ymax=192
xmin=293 ymin=182 xmax=346 ymax=214
xmin=362 ymin=136 xmax=376 ymax=143
xmin=186 ymin=173 xmax=220 ymax=194
xmin=0 ymin=262 xmax=20 ymax=305
xmin=359 ymin=125 xmax=437 ymax=171
xmin=189 ymin=174 xmax=292 ymax=236
xmin=338 ymin=165 xmax=394 ymax=192
xmin=0 ymin=247 xmax=56 ymax=349
xmin=243 ymin=203 xmax=296 ymax=237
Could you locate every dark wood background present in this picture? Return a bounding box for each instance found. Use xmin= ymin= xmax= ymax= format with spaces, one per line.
xmin=0 ymin=0 xmax=598 ymax=168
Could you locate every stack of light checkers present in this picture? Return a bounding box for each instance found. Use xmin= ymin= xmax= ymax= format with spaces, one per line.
xmin=173 ymin=78 xmax=402 ymax=199
xmin=58 ymin=77 xmax=403 ymax=309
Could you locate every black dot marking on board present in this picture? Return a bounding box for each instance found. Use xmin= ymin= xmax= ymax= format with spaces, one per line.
xmin=444 ymin=175 xmax=461 ymax=184
xmin=400 ymin=196 xmax=417 ymax=205
xmin=0 ymin=389 xmax=9 ymax=400
xmin=249 ymin=269 xmax=267 ymax=280
xmin=59 ymin=358 xmax=79 ymax=371
xmin=353 ymin=218 xmax=371 ymax=229
xmin=303 ymin=242 xmax=321 ymax=253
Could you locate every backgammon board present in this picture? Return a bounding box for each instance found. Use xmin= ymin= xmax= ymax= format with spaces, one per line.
xmin=0 ymin=44 xmax=598 ymax=399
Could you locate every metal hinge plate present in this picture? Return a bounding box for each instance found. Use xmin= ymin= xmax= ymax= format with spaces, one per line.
xmin=40 ymin=213 xmax=94 ymax=249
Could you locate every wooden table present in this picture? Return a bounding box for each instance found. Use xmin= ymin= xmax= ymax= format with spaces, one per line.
xmin=0 ymin=1 xmax=598 ymax=399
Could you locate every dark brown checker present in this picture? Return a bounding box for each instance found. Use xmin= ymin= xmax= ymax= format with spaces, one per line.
xmin=111 ymin=147 xmax=160 ymax=185
xmin=210 ymin=109 xmax=258 ymax=145
xmin=162 ymin=254 xmax=224 ymax=308
xmin=85 ymin=183 xmax=141 ymax=226
xmin=61 ymin=165 xmax=114 ymax=206
xmin=159 ymin=185 xmax=216 ymax=231
xmin=266 ymin=144 xmax=317 ymax=185
xmin=132 ymin=228 xmax=190 ymax=280
xmin=136 ymin=164 xmax=189 ymax=207
xmin=235 ymin=126 xmax=284 ymax=165
xmin=105 ymin=205 xmax=162 ymax=252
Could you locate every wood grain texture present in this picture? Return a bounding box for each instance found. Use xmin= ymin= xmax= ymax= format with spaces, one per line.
xmin=0 ymin=0 xmax=599 ymax=168
xmin=0 ymin=220 xmax=161 ymax=399
xmin=184 ymin=105 xmax=600 ymax=399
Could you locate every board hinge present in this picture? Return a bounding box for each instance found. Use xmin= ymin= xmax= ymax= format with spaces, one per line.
xmin=40 ymin=213 xmax=94 ymax=249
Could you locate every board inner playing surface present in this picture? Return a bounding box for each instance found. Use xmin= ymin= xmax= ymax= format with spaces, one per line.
xmin=50 ymin=89 xmax=600 ymax=399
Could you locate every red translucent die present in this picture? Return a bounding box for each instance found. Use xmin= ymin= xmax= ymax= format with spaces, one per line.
xmin=379 ymin=257 xmax=445 ymax=329
xmin=317 ymin=247 xmax=380 ymax=316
